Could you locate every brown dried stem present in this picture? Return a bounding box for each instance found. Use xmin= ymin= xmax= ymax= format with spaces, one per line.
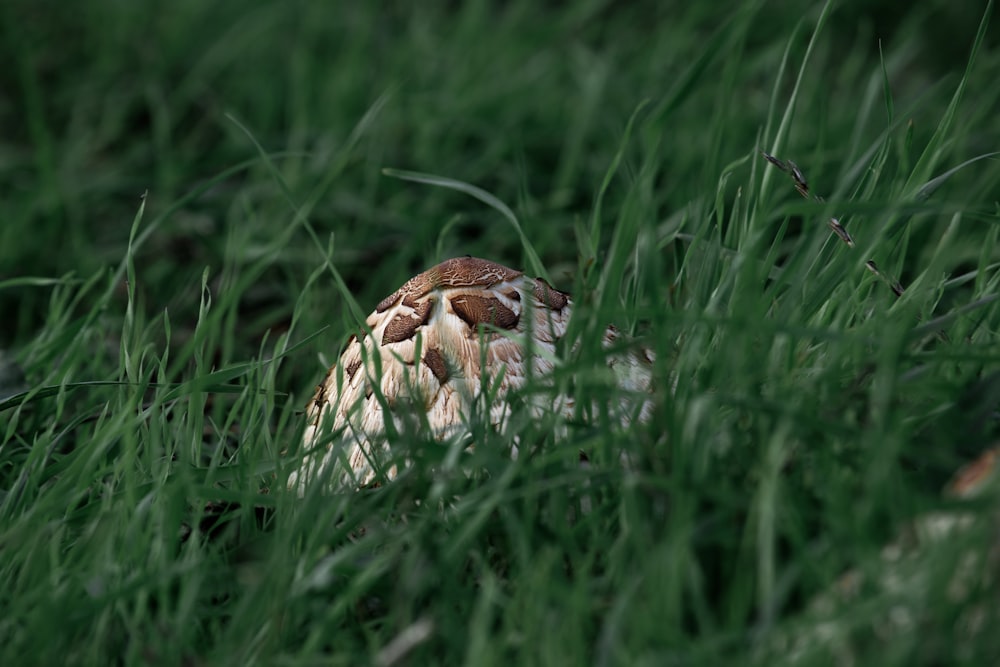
xmin=762 ymin=151 xmax=904 ymax=298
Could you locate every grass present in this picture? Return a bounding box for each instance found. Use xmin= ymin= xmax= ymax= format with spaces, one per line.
xmin=2 ymin=0 xmax=1000 ymax=664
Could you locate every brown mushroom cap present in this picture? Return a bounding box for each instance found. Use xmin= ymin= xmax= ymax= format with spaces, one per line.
xmin=290 ymin=256 xmax=652 ymax=493
xmin=376 ymin=257 xmax=524 ymax=313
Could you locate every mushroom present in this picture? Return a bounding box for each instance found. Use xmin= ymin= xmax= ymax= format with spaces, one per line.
xmin=288 ymin=257 xmax=654 ymax=493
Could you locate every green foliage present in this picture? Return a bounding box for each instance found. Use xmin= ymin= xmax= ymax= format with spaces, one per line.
xmin=2 ymin=0 xmax=999 ymax=664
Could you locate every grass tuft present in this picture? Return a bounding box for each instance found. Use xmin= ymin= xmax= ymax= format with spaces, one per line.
xmin=2 ymin=1 xmax=1000 ymax=664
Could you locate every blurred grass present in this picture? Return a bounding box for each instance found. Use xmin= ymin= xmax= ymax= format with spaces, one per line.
xmin=2 ymin=0 xmax=1000 ymax=664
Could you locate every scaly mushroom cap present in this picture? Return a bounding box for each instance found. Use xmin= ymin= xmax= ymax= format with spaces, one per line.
xmin=288 ymin=256 xmax=652 ymax=492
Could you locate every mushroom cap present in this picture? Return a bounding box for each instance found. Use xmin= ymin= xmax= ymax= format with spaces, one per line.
xmin=289 ymin=256 xmax=652 ymax=493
